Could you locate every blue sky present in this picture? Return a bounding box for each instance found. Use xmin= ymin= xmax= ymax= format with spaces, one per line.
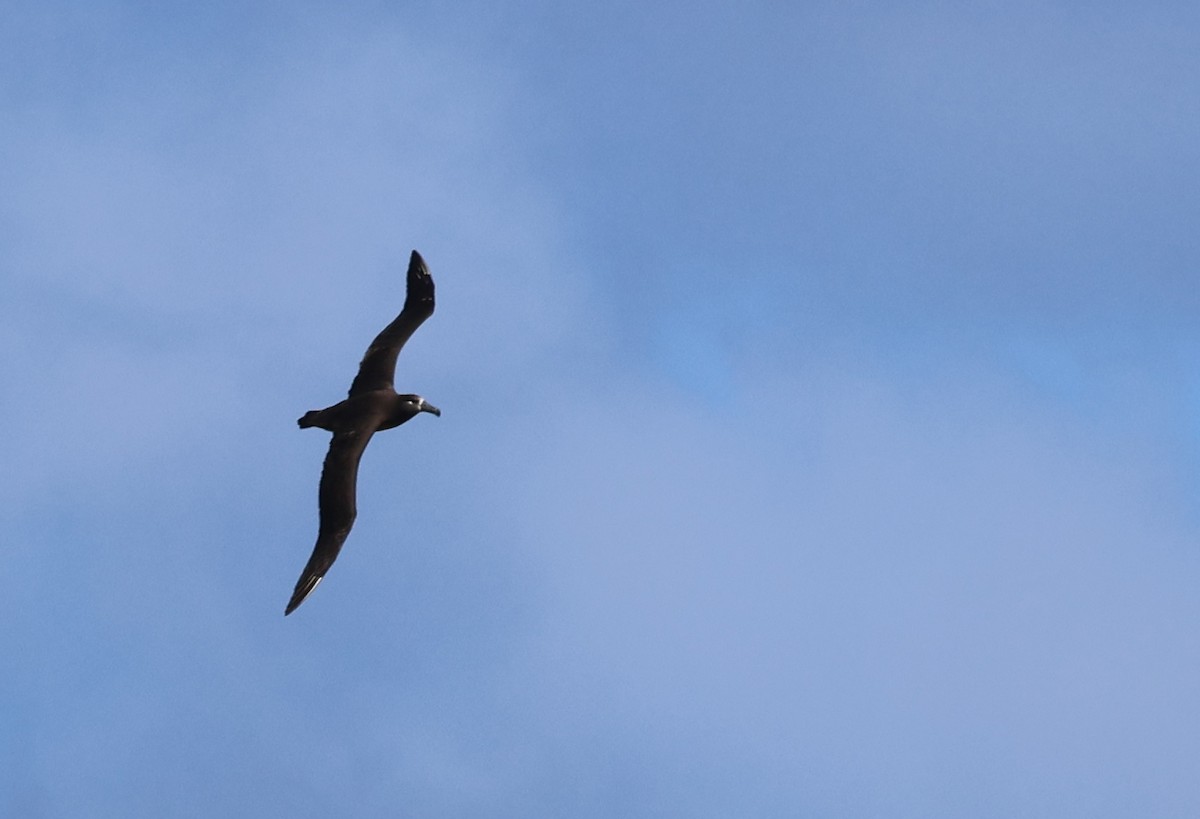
xmin=4 ymin=1 xmax=1200 ymax=816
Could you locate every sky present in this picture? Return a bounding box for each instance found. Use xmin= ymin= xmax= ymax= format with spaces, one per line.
xmin=3 ymin=1 xmax=1200 ymax=816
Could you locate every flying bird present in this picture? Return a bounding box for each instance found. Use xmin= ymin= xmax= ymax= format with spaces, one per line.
xmin=286 ymin=250 xmax=440 ymax=615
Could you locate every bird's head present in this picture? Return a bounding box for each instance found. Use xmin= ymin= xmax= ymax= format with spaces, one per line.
xmin=401 ymin=394 xmax=441 ymax=417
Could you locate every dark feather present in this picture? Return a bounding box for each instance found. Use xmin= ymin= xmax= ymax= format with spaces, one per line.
xmin=348 ymin=250 xmax=435 ymax=397
xmin=286 ymin=249 xmax=440 ymax=616
xmin=286 ymin=429 xmax=376 ymax=615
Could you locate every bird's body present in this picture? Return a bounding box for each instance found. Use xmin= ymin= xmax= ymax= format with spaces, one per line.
xmin=285 ymin=250 xmax=440 ymax=616
xmin=297 ymin=390 xmax=428 ymax=435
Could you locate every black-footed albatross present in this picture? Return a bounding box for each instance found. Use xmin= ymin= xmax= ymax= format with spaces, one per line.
xmin=285 ymin=249 xmax=440 ymax=615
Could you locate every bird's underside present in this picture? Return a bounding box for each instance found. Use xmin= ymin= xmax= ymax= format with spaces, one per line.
xmin=285 ymin=250 xmax=438 ymax=616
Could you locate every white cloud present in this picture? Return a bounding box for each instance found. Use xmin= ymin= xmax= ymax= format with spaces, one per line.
xmin=4 ymin=4 xmax=1200 ymax=817
xmin=499 ymin=352 xmax=1200 ymax=815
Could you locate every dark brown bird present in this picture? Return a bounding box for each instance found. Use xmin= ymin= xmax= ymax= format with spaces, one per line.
xmin=286 ymin=250 xmax=440 ymax=615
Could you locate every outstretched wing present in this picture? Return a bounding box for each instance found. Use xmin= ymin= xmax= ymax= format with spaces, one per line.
xmin=285 ymin=428 xmax=376 ymax=615
xmin=347 ymin=250 xmax=435 ymax=397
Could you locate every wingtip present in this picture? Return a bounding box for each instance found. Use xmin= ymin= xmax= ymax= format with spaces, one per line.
xmin=284 ymin=575 xmax=323 ymax=616
xmin=404 ymin=249 xmax=434 ymax=309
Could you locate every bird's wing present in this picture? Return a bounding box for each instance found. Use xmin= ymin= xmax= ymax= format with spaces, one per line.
xmin=285 ymin=427 xmax=377 ymax=615
xmin=347 ymin=250 xmax=435 ymax=397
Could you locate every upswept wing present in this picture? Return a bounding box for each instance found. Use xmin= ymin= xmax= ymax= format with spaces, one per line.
xmin=347 ymin=250 xmax=435 ymax=397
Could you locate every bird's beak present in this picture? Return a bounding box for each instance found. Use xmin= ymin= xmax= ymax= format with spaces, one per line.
xmin=420 ymin=401 xmax=441 ymax=417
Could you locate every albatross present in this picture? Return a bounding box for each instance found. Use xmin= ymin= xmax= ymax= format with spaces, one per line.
xmin=285 ymin=249 xmax=440 ymax=615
